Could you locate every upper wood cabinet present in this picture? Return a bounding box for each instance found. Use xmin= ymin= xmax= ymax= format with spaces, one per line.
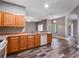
xmin=0 ymin=11 xmax=25 ymax=27
xmin=19 ymin=35 xmax=28 ymax=50
xmin=4 ymin=12 xmax=16 ymax=27
xmin=0 ymin=12 xmax=4 ymax=27
xmin=16 ymin=15 xmax=25 ymax=27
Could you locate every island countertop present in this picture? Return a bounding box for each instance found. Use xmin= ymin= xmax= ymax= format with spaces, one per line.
xmin=0 ymin=32 xmax=52 ymax=38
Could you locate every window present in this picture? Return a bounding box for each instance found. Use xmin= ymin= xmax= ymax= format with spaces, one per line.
xmin=38 ymin=24 xmax=43 ymax=31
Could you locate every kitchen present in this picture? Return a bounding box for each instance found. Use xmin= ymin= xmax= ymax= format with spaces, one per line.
xmin=0 ymin=0 xmax=79 ymax=58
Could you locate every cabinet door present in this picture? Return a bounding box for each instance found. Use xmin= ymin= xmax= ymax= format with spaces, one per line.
xmin=16 ymin=15 xmax=24 ymax=27
xmin=34 ymin=34 xmax=40 ymax=47
xmin=4 ymin=12 xmax=10 ymax=27
xmin=28 ymin=35 xmax=34 ymax=49
xmin=11 ymin=15 xmax=16 ymax=27
xmin=19 ymin=35 xmax=27 ymax=50
xmin=9 ymin=36 xmax=19 ymax=53
xmin=0 ymin=12 xmax=4 ymax=26
xmin=47 ymin=34 xmax=52 ymax=44
xmin=4 ymin=12 xmax=15 ymax=27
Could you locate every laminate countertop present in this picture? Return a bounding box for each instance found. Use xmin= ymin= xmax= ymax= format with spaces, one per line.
xmin=0 ymin=32 xmax=52 ymax=39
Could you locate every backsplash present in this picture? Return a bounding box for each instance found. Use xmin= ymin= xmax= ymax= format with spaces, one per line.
xmin=0 ymin=27 xmax=23 ymax=33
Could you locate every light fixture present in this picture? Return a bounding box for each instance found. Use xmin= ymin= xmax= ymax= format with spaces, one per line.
xmin=53 ymin=20 xmax=56 ymax=23
xmin=45 ymin=4 xmax=49 ymax=8
xmin=27 ymin=20 xmax=31 ymax=22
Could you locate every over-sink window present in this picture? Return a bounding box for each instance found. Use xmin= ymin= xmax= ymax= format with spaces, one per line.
xmin=38 ymin=24 xmax=43 ymax=31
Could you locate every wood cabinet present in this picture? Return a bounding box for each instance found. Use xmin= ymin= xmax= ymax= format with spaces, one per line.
xmin=19 ymin=35 xmax=27 ymax=50
xmin=8 ymin=36 xmax=19 ymax=53
xmin=7 ymin=38 xmax=10 ymax=54
xmin=0 ymin=12 xmax=4 ymax=27
xmin=34 ymin=34 xmax=40 ymax=47
xmin=47 ymin=33 xmax=52 ymax=44
xmin=4 ymin=12 xmax=15 ymax=27
xmin=0 ymin=11 xmax=25 ymax=28
xmin=28 ymin=35 xmax=35 ymax=49
xmin=16 ymin=15 xmax=25 ymax=27
xmin=7 ymin=33 xmax=51 ymax=55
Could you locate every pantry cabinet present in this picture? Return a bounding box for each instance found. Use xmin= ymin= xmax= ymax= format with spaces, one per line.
xmin=19 ymin=35 xmax=28 ymax=50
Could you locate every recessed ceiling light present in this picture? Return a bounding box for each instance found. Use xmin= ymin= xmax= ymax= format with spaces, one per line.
xmin=45 ymin=4 xmax=48 ymax=8
xmin=53 ymin=20 xmax=56 ymax=23
xmin=27 ymin=20 xmax=31 ymax=22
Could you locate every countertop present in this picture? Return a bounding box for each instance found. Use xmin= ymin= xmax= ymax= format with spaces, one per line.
xmin=0 ymin=32 xmax=52 ymax=39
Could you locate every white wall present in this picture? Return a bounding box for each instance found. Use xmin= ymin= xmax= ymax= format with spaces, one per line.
xmin=0 ymin=1 xmax=26 ymax=16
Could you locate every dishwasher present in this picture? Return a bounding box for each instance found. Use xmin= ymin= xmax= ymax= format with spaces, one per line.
xmin=40 ymin=34 xmax=47 ymax=46
xmin=0 ymin=38 xmax=7 ymax=58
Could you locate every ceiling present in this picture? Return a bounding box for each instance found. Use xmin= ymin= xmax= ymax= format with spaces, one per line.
xmin=2 ymin=0 xmax=79 ymax=22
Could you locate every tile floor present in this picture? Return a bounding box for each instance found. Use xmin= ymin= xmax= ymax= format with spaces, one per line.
xmin=7 ymin=37 xmax=78 ymax=58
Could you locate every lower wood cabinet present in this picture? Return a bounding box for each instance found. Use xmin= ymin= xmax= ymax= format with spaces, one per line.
xmin=27 ymin=35 xmax=35 ymax=49
xmin=47 ymin=33 xmax=52 ymax=44
xmin=19 ymin=35 xmax=27 ymax=50
xmin=8 ymin=36 xmax=19 ymax=53
xmin=34 ymin=34 xmax=40 ymax=47
xmin=7 ymin=33 xmax=52 ymax=55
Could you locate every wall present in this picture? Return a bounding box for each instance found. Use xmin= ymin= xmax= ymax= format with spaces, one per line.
xmin=73 ymin=20 xmax=77 ymax=36
xmin=52 ymin=17 xmax=65 ymax=36
xmin=36 ymin=20 xmax=47 ymax=32
xmin=24 ymin=22 xmax=37 ymax=33
xmin=0 ymin=1 xmax=26 ymax=16
xmin=71 ymin=6 xmax=79 ymax=35
xmin=70 ymin=6 xmax=79 ymax=47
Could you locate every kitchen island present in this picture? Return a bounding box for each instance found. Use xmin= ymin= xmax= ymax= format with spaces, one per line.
xmin=3 ymin=32 xmax=52 ymax=55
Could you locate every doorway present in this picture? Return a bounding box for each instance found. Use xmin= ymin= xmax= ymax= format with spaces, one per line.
xmin=65 ymin=14 xmax=78 ymax=47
